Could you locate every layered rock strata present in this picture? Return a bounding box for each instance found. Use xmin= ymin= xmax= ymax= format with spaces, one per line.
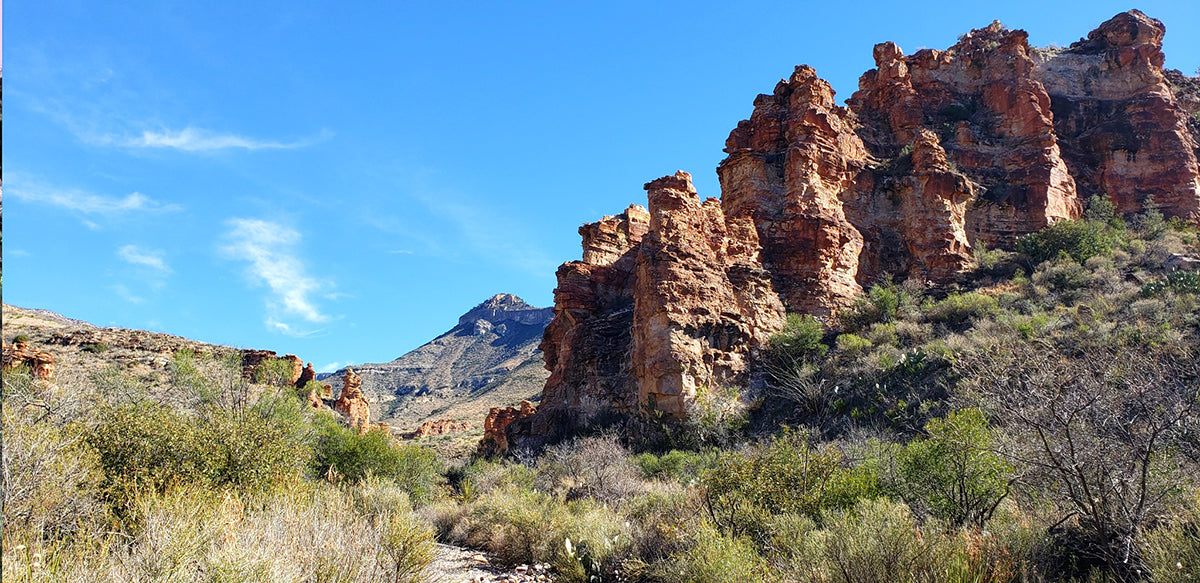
xmin=494 ymin=11 xmax=1200 ymax=452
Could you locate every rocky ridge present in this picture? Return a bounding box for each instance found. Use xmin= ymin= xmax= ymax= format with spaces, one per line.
xmin=492 ymin=11 xmax=1200 ymax=452
xmin=324 ymin=294 xmax=552 ymax=432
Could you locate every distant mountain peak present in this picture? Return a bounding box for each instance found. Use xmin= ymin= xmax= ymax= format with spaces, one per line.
xmin=457 ymin=293 xmax=551 ymax=327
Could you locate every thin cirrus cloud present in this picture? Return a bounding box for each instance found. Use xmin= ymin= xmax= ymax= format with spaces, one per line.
xmin=104 ymin=127 xmax=332 ymax=152
xmin=117 ymin=244 xmax=170 ymax=273
xmin=220 ymin=218 xmax=330 ymax=335
xmin=6 ymin=174 xmax=182 ymax=217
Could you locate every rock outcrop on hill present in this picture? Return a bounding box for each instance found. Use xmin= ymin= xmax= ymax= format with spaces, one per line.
xmin=494 ymin=11 xmax=1200 ymax=452
xmin=324 ymin=294 xmax=552 ymax=432
xmin=2 ymin=341 xmax=57 ymax=380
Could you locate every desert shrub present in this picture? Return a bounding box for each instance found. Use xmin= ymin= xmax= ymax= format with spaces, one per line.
xmin=633 ymin=448 xmax=721 ymax=484
xmin=765 ymin=361 xmax=832 ymax=418
xmin=963 ymin=344 xmax=1200 ymax=579
xmin=81 ymin=341 xmax=109 ymax=353
xmin=2 ymin=403 xmax=103 ymax=544
xmin=770 ymin=313 xmax=829 ymax=363
xmin=86 ymin=400 xmax=205 ymax=514
xmin=85 ymin=483 xmax=436 ymax=583
xmin=1016 ymin=218 xmax=1119 ymax=265
xmin=897 ymin=409 xmax=1012 ymax=528
xmin=446 ymin=484 xmax=629 ymax=572
xmin=764 ymin=512 xmax=828 ymax=582
xmin=623 ymin=484 xmax=703 ymax=565
xmin=1141 ymin=269 xmax=1200 ymax=297
xmin=12 ymin=333 xmax=31 ymax=343
xmin=841 ymin=283 xmax=906 ymax=331
xmin=835 ymin=333 xmax=872 ymax=354
xmin=196 ymin=389 xmax=312 ymax=492
xmin=923 ymin=292 xmax=999 ymax=331
xmin=455 ymin=458 xmax=536 ymax=501
xmin=662 ymin=525 xmax=773 ymax=583
xmin=1032 ymin=256 xmax=1094 ymax=301
xmin=703 ymin=432 xmax=879 ymax=539
xmin=537 ymin=434 xmax=643 ymax=503
xmin=822 ymin=498 xmax=939 ymax=583
xmin=1141 ymin=494 xmax=1200 ymax=582
xmin=252 ymin=356 xmax=298 ymax=386
xmin=680 ymin=385 xmax=750 ymax=447
xmin=311 ymin=414 xmax=442 ymax=504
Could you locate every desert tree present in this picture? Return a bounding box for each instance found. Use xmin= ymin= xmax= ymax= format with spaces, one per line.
xmin=960 ymin=342 xmax=1200 ymax=579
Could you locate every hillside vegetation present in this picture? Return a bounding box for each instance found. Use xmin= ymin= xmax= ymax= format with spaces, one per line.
xmin=4 ymin=203 xmax=1199 ymax=582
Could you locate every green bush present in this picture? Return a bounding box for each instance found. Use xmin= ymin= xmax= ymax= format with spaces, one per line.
xmin=1141 ymin=495 xmax=1200 ymax=583
xmin=252 ymin=356 xmax=298 ymax=386
xmin=769 ymin=314 xmax=828 ymax=363
xmin=1016 ymin=218 xmax=1119 ymax=265
xmin=311 ymin=414 xmax=442 ymax=504
xmin=835 ymin=333 xmax=872 ymax=354
xmin=12 ymin=333 xmax=30 ymax=343
xmin=702 ymin=432 xmax=879 ymax=539
xmin=923 ymin=292 xmax=999 ymax=331
xmin=624 ymin=485 xmax=701 ymax=564
xmin=681 ymin=385 xmax=750 ymax=447
xmin=898 ymin=409 xmax=1012 ymax=528
xmin=87 ymin=392 xmax=312 ymax=515
xmin=840 ymin=284 xmax=907 ymax=331
xmin=87 ymin=401 xmax=205 ymax=514
xmin=822 ymin=498 xmax=939 ymax=583
xmin=445 ymin=485 xmax=629 ymax=573
xmin=661 ymin=524 xmax=772 ymax=583
xmin=1141 ymin=270 xmax=1200 ymax=297
xmin=634 ymin=449 xmax=721 ymax=484
xmin=81 ymin=341 xmax=109 ymax=353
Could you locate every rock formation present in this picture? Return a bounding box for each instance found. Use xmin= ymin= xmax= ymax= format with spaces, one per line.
xmin=491 ymin=11 xmax=1200 ymax=453
xmin=334 ymin=369 xmax=371 ymax=433
xmin=2 ymin=341 xmax=56 ymax=380
xmin=402 ymin=418 xmax=472 ymax=440
xmin=480 ymin=401 xmax=537 ymax=455
xmin=295 ymin=362 xmax=316 ymax=388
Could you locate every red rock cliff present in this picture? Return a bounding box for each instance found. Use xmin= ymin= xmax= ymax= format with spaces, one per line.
xmin=494 ymin=11 xmax=1200 ymax=451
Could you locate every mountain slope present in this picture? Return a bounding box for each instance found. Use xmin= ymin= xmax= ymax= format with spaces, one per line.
xmin=324 ymin=294 xmax=552 ymax=430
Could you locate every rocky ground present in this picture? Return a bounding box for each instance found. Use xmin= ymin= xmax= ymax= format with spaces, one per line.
xmin=427 ymin=545 xmax=554 ymax=583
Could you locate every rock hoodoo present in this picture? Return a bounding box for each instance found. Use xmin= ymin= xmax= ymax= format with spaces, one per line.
xmin=334 ymin=369 xmax=371 ymax=433
xmin=493 ymin=11 xmax=1200 ymax=452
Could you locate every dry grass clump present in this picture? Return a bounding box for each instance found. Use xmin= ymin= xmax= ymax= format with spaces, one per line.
xmin=3 ymin=481 xmax=435 ymax=583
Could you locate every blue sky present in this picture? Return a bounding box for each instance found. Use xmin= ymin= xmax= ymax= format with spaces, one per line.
xmin=5 ymin=1 xmax=1199 ymax=372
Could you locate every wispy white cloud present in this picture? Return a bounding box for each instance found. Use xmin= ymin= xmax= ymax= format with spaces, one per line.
xmin=7 ymin=175 xmax=182 ymax=217
xmin=118 ymin=244 xmax=170 ymax=273
xmin=112 ymin=284 xmax=145 ymax=304
xmin=220 ymin=218 xmax=330 ymax=336
xmin=101 ymin=127 xmax=332 ymax=152
xmin=318 ymin=362 xmax=352 ymax=374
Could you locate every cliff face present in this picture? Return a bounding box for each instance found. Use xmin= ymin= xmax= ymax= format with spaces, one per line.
xmin=497 ymin=11 xmax=1200 ymax=451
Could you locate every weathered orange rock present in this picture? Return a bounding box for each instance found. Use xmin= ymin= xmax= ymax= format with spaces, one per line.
xmin=490 ymin=11 xmax=1200 ymax=453
xmin=334 ymin=369 xmax=371 ymax=433
xmin=282 ymin=354 xmax=304 ymax=385
xmin=2 ymin=341 xmax=56 ymax=380
xmin=404 ymin=418 xmax=471 ymax=439
xmin=1036 ymin=10 xmax=1200 ymax=220
xmin=295 ymin=362 xmax=316 ymax=388
xmin=633 ymin=171 xmax=785 ymax=417
xmin=721 ymin=65 xmax=868 ymax=315
xmin=480 ymin=401 xmax=536 ymax=455
xmin=239 ymin=350 xmax=305 ymax=385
